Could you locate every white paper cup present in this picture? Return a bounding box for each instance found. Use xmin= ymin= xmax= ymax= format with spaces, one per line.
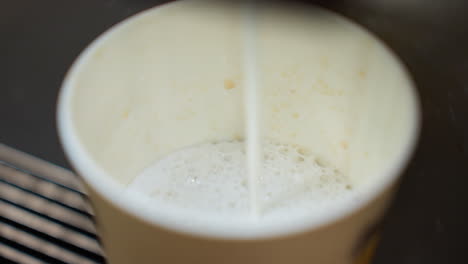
xmin=57 ymin=1 xmax=420 ymax=263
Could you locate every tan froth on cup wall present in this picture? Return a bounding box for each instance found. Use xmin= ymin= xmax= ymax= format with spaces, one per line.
xmin=57 ymin=1 xmax=420 ymax=263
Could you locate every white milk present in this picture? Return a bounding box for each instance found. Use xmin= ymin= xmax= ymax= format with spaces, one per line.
xmin=242 ymin=0 xmax=261 ymax=218
xmin=127 ymin=140 xmax=356 ymax=223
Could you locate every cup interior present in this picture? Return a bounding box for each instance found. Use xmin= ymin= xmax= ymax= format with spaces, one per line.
xmin=58 ymin=0 xmax=420 ymax=238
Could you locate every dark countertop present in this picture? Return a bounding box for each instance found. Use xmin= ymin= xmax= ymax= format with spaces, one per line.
xmin=1 ymin=1 xmax=467 ymax=263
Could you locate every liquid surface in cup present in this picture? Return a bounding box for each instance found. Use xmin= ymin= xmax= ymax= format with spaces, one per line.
xmin=127 ymin=140 xmax=357 ymax=222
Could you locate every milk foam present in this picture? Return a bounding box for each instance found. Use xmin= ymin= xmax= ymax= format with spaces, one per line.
xmin=127 ymin=140 xmax=357 ymax=222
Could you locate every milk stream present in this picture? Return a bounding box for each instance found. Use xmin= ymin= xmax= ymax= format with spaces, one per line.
xmin=243 ymin=0 xmax=261 ymax=218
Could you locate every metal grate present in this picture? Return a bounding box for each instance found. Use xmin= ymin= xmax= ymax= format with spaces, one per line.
xmin=0 ymin=144 xmax=105 ymax=264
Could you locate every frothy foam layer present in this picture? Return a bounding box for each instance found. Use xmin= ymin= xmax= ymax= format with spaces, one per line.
xmin=126 ymin=140 xmax=358 ymax=223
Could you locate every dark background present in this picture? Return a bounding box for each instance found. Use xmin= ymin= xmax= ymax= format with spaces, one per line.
xmin=1 ymin=0 xmax=467 ymax=263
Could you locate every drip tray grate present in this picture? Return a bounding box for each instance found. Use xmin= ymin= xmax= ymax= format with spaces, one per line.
xmin=0 ymin=144 xmax=105 ymax=264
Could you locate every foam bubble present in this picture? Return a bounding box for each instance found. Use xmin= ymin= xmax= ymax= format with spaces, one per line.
xmin=126 ymin=140 xmax=356 ymax=221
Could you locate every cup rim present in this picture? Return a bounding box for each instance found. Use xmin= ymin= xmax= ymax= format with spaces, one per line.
xmin=57 ymin=0 xmax=421 ymax=240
